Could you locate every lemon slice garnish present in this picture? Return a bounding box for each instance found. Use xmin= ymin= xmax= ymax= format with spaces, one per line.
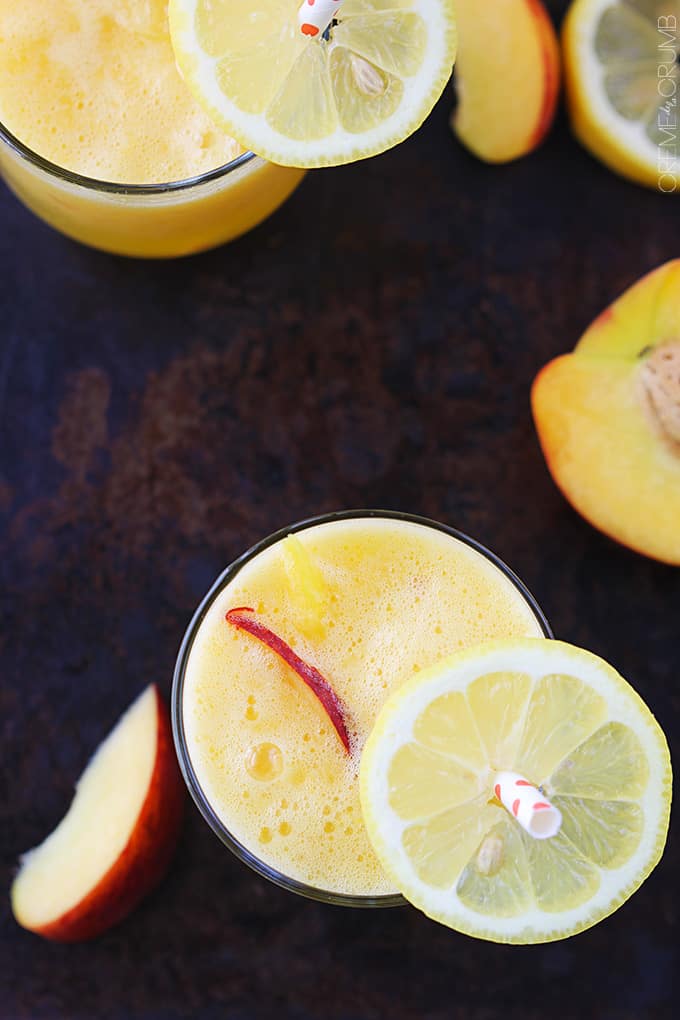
xmin=169 ymin=0 xmax=457 ymax=167
xmin=360 ymin=639 xmax=671 ymax=943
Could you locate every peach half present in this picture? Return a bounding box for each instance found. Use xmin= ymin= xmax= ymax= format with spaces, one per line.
xmin=451 ymin=0 xmax=561 ymax=163
xmin=11 ymin=685 xmax=185 ymax=941
xmin=532 ymin=260 xmax=680 ymax=565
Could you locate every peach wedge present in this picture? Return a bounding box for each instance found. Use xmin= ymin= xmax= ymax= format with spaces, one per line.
xmin=11 ymin=685 xmax=185 ymax=941
xmin=451 ymin=0 xmax=561 ymax=163
xmin=532 ymin=260 xmax=680 ymax=565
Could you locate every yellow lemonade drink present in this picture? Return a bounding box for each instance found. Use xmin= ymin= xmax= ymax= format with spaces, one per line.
xmin=0 ymin=1 xmax=304 ymax=257
xmin=176 ymin=512 xmax=549 ymax=901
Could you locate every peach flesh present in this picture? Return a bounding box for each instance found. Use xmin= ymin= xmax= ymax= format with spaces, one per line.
xmin=451 ymin=0 xmax=560 ymax=163
xmin=10 ymin=686 xmax=184 ymax=941
xmin=531 ymin=261 xmax=680 ymax=565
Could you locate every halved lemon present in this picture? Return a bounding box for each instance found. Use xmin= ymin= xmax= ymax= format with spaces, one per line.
xmin=360 ymin=639 xmax=671 ymax=943
xmin=564 ymin=0 xmax=680 ymax=190
xmin=169 ymin=0 xmax=457 ymax=168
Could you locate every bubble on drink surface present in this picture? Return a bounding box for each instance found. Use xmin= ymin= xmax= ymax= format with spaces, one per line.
xmin=246 ymin=742 xmax=284 ymax=782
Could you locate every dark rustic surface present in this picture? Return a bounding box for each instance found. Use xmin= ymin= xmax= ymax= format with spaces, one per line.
xmin=1 ymin=3 xmax=678 ymax=1017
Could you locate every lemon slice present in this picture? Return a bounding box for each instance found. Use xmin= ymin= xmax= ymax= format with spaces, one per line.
xmin=360 ymin=639 xmax=671 ymax=943
xmin=564 ymin=0 xmax=680 ymax=190
xmin=169 ymin=0 xmax=457 ymax=167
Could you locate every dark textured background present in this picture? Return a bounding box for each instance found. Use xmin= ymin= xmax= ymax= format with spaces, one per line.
xmin=1 ymin=2 xmax=678 ymax=1017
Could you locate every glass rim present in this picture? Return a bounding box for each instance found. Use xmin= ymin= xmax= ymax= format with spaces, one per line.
xmin=171 ymin=509 xmax=553 ymax=908
xmin=0 ymin=117 xmax=257 ymax=196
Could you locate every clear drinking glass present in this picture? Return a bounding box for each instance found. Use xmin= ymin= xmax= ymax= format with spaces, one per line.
xmin=0 ymin=120 xmax=304 ymax=258
xmin=172 ymin=510 xmax=553 ymax=907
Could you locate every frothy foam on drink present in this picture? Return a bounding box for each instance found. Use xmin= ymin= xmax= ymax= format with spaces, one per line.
xmin=0 ymin=1 xmax=243 ymax=184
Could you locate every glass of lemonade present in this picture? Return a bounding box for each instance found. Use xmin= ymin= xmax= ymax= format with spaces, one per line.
xmin=173 ymin=510 xmax=552 ymax=906
xmin=0 ymin=2 xmax=304 ymax=257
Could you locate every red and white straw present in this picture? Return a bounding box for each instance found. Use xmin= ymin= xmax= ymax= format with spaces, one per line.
xmin=298 ymin=0 xmax=344 ymax=38
xmin=494 ymin=772 xmax=562 ymax=839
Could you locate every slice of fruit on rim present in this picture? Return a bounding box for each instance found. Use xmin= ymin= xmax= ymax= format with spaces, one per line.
xmin=169 ymin=0 xmax=457 ymax=168
xmin=360 ymin=638 xmax=671 ymax=943
xmin=563 ymin=0 xmax=680 ymax=190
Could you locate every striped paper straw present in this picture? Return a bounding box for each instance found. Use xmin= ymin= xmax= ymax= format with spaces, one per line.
xmin=298 ymin=0 xmax=345 ymax=38
xmin=494 ymin=771 xmax=562 ymax=839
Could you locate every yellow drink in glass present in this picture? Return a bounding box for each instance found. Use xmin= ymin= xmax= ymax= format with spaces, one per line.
xmin=173 ymin=512 xmax=550 ymax=904
xmin=0 ymin=1 xmax=304 ymax=257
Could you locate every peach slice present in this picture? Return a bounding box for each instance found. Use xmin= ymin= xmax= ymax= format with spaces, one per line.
xmin=11 ymin=685 xmax=185 ymax=941
xmin=451 ymin=0 xmax=561 ymax=163
xmin=532 ymin=260 xmax=680 ymax=565
xmin=226 ymin=607 xmax=351 ymax=753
